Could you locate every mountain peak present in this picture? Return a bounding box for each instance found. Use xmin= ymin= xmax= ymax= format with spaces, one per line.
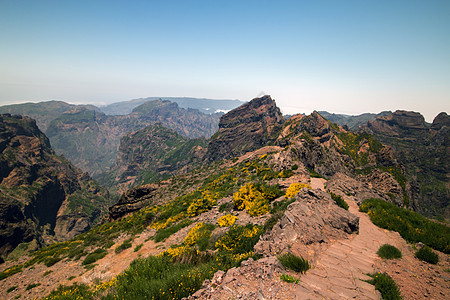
xmin=206 ymin=95 xmax=284 ymax=161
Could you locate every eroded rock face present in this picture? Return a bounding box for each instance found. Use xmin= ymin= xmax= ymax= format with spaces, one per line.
xmin=255 ymin=188 xmax=359 ymax=260
xmin=367 ymin=110 xmax=428 ymax=136
xmin=206 ymin=95 xmax=284 ymax=161
xmin=0 ymin=114 xmax=110 ymax=257
xmin=109 ymin=184 xmax=160 ymax=220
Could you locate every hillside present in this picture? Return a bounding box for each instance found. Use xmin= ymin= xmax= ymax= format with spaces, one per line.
xmin=0 ymin=114 xmax=111 ymax=259
xmin=101 ymin=123 xmax=207 ymax=193
xmin=0 ymin=101 xmax=100 ymax=132
xmin=46 ymin=100 xmax=220 ymax=177
xmin=361 ymin=110 xmax=450 ymax=220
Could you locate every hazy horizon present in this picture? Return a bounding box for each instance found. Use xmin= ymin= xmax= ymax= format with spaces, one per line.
xmin=1 ymin=0 xmax=449 ymax=122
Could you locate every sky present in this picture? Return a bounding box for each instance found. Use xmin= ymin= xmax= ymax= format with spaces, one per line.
xmin=0 ymin=0 xmax=449 ymax=121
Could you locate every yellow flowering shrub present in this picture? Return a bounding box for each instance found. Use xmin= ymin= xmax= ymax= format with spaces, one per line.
xmin=183 ymin=222 xmax=209 ymax=247
xmin=285 ymin=183 xmax=311 ymax=199
xmin=217 ymin=214 xmax=238 ymax=227
xmin=215 ymin=224 xmax=262 ymax=254
xmin=233 ymin=183 xmax=269 ymax=216
xmin=187 ymin=190 xmax=218 ymax=217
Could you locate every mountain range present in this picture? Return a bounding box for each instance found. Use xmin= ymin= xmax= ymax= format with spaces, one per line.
xmin=0 ymin=96 xmax=448 ymax=299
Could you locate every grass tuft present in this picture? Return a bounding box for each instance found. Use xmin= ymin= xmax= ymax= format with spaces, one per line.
xmin=277 ymin=253 xmax=310 ymax=274
xmin=280 ymin=274 xmax=299 ymax=283
xmin=377 ymin=244 xmax=402 ymax=259
xmin=366 ymin=272 xmax=402 ymax=300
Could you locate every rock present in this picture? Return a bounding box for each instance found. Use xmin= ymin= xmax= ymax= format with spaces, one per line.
xmin=255 ymin=188 xmax=359 ymax=259
xmin=206 ymin=95 xmax=284 ymax=161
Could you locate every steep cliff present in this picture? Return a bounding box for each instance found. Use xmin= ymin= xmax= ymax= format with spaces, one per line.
xmin=0 ymin=114 xmax=110 ymax=258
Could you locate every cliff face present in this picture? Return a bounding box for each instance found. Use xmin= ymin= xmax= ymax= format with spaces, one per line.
xmin=206 ymin=95 xmax=284 ymax=161
xmin=0 ymin=114 xmax=111 ymax=257
xmin=363 ymin=110 xmax=449 ymax=219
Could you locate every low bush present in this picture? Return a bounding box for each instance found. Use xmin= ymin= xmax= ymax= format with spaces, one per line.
xmin=218 ymin=202 xmax=233 ymax=213
xmin=366 ymin=272 xmax=402 ymax=300
xmin=330 ymin=192 xmax=349 ymax=210
xmin=280 ymin=274 xmax=298 ymax=283
xmin=277 ymin=253 xmax=310 ymax=274
xmin=134 ymin=244 xmax=143 ymax=252
xmin=82 ymin=248 xmax=108 ymax=265
xmin=7 ymin=286 xmax=17 ymax=293
xmin=115 ymin=239 xmax=133 ymax=254
xmin=26 ymin=283 xmax=41 ymax=290
xmin=360 ymin=198 xmax=450 ymax=254
xmin=377 ymin=244 xmax=402 ymax=259
xmin=415 ymin=246 xmax=439 ymax=264
xmin=217 ymin=214 xmax=238 ymax=227
xmin=154 ymin=219 xmax=193 ymax=243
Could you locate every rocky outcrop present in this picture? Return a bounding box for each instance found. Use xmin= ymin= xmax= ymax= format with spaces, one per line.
xmin=205 ymin=95 xmax=284 ymax=161
xmin=0 ymin=114 xmax=111 ymax=257
xmin=255 ymin=188 xmax=359 ymax=260
xmin=109 ymin=184 xmax=160 ymax=220
xmin=362 ymin=110 xmax=449 ymax=220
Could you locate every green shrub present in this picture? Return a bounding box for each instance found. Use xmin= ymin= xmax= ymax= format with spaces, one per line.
xmin=215 ymin=224 xmax=263 ymax=255
xmin=115 ymin=239 xmax=133 ymax=254
xmin=43 ymin=283 xmax=91 ymax=300
xmin=280 ymin=274 xmax=298 ymax=283
xmin=218 ymin=202 xmax=233 ymax=213
xmin=277 ymin=253 xmax=310 ymax=274
xmin=377 ymin=244 xmax=402 ymax=259
xmin=43 ymin=270 xmax=53 ymax=277
xmin=330 ymin=192 xmax=349 ymax=210
xmin=7 ymin=286 xmax=18 ymax=293
xmin=44 ymin=256 xmax=62 ymax=267
xmin=415 ymin=246 xmax=439 ymax=264
xmin=366 ymin=272 xmax=402 ymax=300
xmin=82 ymin=248 xmax=108 ymax=265
xmin=154 ymin=219 xmax=193 ymax=243
xmin=134 ymin=244 xmax=143 ymax=252
xmin=360 ymin=198 xmax=450 ymax=253
xmin=25 ymin=283 xmax=41 ymax=290
xmin=0 ymin=264 xmax=22 ymax=281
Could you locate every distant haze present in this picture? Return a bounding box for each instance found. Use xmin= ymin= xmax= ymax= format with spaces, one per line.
xmin=1 ymin=1 xmax=449 ymax=122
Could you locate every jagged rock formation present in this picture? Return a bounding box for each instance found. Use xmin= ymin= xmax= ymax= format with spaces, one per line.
xmin=255 ymin=189 xmax=359 ymax=260
xmin=206 ymin=95 xmax=284 ymax=161
xmin=0 ymin=114 xmax=110 ymax=258
xmin=363 ymin=110 xmax=450 ymax=219
xmin=46 ymin=100 xmax=220 ymax=176
xmin=105 ymin=123 xmax=206 ymax=192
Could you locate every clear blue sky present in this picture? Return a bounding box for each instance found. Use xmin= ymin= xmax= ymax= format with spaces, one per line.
xmin=1 ymin=0 xmax=449 ymax=121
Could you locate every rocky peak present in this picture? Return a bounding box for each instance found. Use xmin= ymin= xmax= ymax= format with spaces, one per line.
xmin=431 ymin=112 xmax=450 ymax=130
xmin=366 ymin=110 xmax=428 ymax=136
xmin=391 ymin=110 xmax=427 ymax=130
xmin=206 ymin=95 xmax=284 ymax=161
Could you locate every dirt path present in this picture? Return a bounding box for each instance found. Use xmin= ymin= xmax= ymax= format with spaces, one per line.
xmin=286 ymin=195 xmax=406 ymax=299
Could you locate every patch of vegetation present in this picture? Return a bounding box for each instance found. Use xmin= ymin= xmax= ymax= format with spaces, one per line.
xmin=233 ymin=183 xmax=282 ymax=216
xmin=366 ymin=272 xmax=402 ymax=300
xmin=280 ymin=274 xmax=299 ymax=283
xmin=360 ymin=199 xmax=450 ymax=254
xmin=338 ymin=132 xmax=383 ymax=166
xmin=43 ymin=270 xmax=53 ymax=277
xmin=218 ymin=202 xmax=233 ymax=212
xmin=277 ymin=253 xmax=310 ymax=274
xmin=7 ymin=286 xmax=18 ymax=293
xmin=415 ymin=246 xmax=439 ymax=264
xmin=42 ymin=283 xmax=92 ymax=300
xmin=68 ymin=276 xmax=76 ymax=280
xmin=0 ymin=264 xmax=22 ymax=281
xmin=217 ymin=214 xmax=238 ymax=227
xmin=153 ymin=219 xmax=193 ymax=243
xmin=330 ymin=192 xmax=349 ymax=210
xmin=286 ymin=182 xmax=311 ymax=199
xmin=115 ymin=239 xmax=133 ymax=254
xmin=82 ymin=248 xmax=108 ymax=265
xmin=25 ymin=283 xmax=41 ymax=290
xmin=306 ymin=166 xmax=324 ymax=178
xmin=45 ymin=256 xmax=62 ymax=267
xmin=377 ymin=244 xmax=402 ymax=259
xmin=134 ymin=244 xmax=143 ymax=252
